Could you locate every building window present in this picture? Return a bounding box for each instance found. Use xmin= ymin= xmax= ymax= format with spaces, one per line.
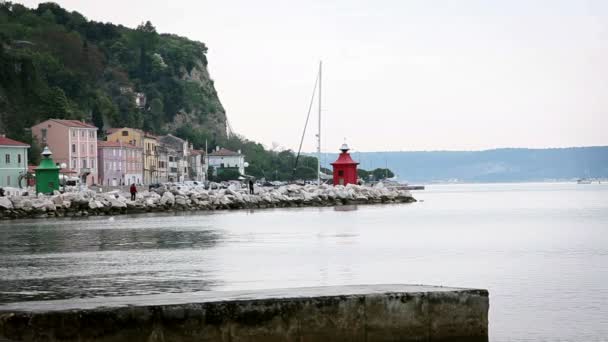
xmin=72 ymin=144 xmax=76 ymax=153
xmin=6 ymin=176 xmax=9 ymax=185
xmin=41 ymin=128 xmax=47 ymax=142
xmin=17 ymin=154 xmax=21 ymax=164
xmin=72 ymin=130 xmax=75 ymax=137
xmin=82 ymin=159 xmax=87 ymax=168
xmin=122 ymin=130 xmax=128 ymax=136
xmin=90 ymin=144 xmax=93 ymax=153
xmin=81 ymin=130 xmax=85 ymax=137
xmin=4 ymin=154 xmax=9 ymax=164
xmin=91 ymin=159 xmax=95 ymax=169
xmin=71 ymin=159 xmax=76 ymax=168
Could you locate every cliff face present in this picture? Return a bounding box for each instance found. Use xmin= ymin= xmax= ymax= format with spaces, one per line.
xmin=166 ymin=59 xmax=227 ymax=138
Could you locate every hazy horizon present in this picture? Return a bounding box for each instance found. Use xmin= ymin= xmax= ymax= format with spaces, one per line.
xmin=18 ymin=0 xmax=608 ymax=152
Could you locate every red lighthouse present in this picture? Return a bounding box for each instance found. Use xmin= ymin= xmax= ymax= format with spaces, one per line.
xmin=331 ymin=143 xmax=359 ymax=186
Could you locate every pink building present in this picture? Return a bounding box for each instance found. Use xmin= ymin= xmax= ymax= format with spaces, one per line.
xmin=31 ymin=119 xmax=98 ymax=185
xmin=97 ymin=141 xmax=143 ymax=186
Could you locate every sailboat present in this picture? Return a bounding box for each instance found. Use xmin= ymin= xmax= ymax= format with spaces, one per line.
xmin=577 ymin=168 xmax=592 ymax=184
xmin=293 ymin=61 xmax=325 ymax=185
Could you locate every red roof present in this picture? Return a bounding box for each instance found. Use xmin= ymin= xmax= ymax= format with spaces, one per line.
xmin=98 ymin=141 xmax=140 ymax=149
xmin=331 ymin=151 xmax=359 ymax=166
xmin=50 ymin=119 xmax=97 ymax=129
xmin=0 ymin=136 xmax=30 ymax=147
xmin=210 ymin=148 xmax=240 ymax=156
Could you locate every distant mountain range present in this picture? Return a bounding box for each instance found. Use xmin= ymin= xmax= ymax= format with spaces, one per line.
xmin=317 ymin=146 xmax=608 ymax=183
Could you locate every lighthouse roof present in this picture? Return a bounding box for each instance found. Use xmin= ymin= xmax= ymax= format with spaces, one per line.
xmin=331 ymin=151 xmax=359 ymax=166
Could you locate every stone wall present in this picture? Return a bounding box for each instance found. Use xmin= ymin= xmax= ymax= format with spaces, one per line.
xmin=0 ymin=285 xmax=488 ymax=342
xmin=0 ymin=183 xmax=416 ymax=220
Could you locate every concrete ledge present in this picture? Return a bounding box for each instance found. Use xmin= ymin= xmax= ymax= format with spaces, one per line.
xmin=0 ymin=284 xmax=489 ymax=342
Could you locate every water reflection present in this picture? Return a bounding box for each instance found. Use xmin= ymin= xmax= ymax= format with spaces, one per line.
xmin=0 ymin=228 xmax=222 ymax=254
xmin=333 ymin=204 xmax=358 ymax=212
xmin=0 ymin=213 xmax=225 ymax=303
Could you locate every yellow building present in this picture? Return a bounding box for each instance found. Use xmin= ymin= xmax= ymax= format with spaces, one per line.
xmin=106 ymin=127 xmax=144 ymax=148
xmin=106 ymin=128 xmax=160 ymax=184
xmin=143 ymin=132 xmax=159 ymax=184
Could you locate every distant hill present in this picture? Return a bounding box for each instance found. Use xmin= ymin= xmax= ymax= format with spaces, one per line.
xmin=318 ymin=146 xmax=608 ymax=183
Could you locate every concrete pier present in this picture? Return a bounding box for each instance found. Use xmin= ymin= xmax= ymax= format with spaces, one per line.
xmin=0 ymin=284 xmax=488 ymax=342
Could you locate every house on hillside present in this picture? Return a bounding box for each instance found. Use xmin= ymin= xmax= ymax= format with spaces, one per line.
xmin=0 ymin=135 xmax=29 ymax=188
xmin=31 ymin=119 xmax=98 ymax=185
xmin=208 ymin=147 xmax=245 ymax=176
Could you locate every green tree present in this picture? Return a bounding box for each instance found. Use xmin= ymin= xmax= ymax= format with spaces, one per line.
xmin=216 ymin=168 xmax=241 ymax=181
xmin=45 ymin=86 xmax=70 ymax=118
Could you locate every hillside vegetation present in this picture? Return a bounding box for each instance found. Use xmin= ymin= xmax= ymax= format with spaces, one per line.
xmin=0 ymin=2 xmax=320 ymax=179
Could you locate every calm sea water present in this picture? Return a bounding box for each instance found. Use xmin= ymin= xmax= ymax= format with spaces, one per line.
xmin=0 ymin=182 xmax=607 ymax=341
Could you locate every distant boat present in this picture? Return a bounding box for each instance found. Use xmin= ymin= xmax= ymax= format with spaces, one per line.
xmin=577 ymin=178 xmax=592 ymax=184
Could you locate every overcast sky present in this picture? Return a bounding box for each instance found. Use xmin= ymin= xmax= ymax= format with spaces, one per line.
xmin=20 ymin=0 xmax=608 ymax=152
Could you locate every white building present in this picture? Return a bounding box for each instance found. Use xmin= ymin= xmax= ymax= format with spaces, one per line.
xmin=208 ymin=147 xmax=245 ymax=175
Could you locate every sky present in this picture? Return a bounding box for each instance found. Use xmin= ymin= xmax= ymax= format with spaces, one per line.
xmin=19 ymin=0 xmax=608 ymax=152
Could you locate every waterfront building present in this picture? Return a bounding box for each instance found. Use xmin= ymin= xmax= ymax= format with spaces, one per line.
xmin=156 ymin=145 xmax=169 ymax=183
xmin=331 ymin=143 xmax=359 ymax=186
xmin=31 ymin=119 xmax=98 ymax=185
xmin=143 ymin=132 xmax=159 ymax=184
xmin=0 ymin=135 xmax=29 ymax=188
xmin=188 ymin=149 xmax=206 ymax=182
xmin=208 ymin=147 xmax=245 ymax=176
xmin=97 ymin=141 xmax=143 ymax=186
xmin=106 ymin=128 xmax=162 ymax=185
xmin=106 ymin=127 xmax=143 ymax=148
xmin=158 ymin=134 xmax=190 ymax=182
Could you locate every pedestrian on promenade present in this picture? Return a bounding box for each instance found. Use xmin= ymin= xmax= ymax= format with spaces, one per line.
xmin=130 ymin=183 xmax=137 ymax=201
xmin=248 ymin=179 xmax=254 ymax=195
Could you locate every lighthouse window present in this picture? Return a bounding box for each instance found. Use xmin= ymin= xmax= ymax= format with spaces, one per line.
xmin=338 ymin=170 xmax=344 ymax=176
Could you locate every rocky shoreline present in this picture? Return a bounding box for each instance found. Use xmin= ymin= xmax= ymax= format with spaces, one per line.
xmin=0 ymin=183 xmax=416 ymax=220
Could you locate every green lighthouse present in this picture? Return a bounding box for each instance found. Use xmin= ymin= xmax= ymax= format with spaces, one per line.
xmin=35 ymin=146 xmax=59 ymax=194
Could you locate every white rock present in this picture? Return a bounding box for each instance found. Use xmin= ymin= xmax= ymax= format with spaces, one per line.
xmin=108 ymin=198 xmax=126 ymax=208
xmin=175 ymin=195 xmax=187 ymax=206
xmin=160 ymin=191 xmax=175 ymax=205
xmin=0 ymin=197 xmax=13 ymax=209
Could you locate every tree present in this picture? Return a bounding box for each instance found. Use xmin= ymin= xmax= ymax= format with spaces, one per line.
xmin=45 ymin=86 xmax=70 ymax=118
xmin=215 ymin=168 xmax=241 ymax=182
xmin=372 ymin=168 xmax=394 ymax=180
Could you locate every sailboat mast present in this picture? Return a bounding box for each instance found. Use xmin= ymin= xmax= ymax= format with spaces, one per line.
xmin=317 ymin=60 xmax=322 ymax=185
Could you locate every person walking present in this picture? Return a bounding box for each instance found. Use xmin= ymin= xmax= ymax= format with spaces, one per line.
xmin=248 ymin=179 xmax=254 ymax=195
xmin=130 ymin=183 xmax=137 ymax=201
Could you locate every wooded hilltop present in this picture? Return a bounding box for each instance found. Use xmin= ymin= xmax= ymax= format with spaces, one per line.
xmin=0 ymin=2 xmax=343 ymax=181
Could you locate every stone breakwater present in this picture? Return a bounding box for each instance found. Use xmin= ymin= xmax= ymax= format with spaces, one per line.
xmin=0 ymin=285 xmax=489 ymax=342
xmin=0 ymin=184 xmax=416 ymax=220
